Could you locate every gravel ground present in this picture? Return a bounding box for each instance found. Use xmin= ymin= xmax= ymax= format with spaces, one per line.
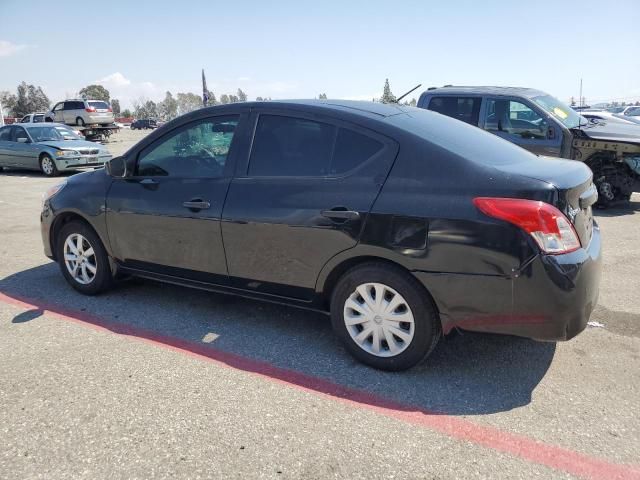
xmin=0 ymin=136 xmax=638 ymax=479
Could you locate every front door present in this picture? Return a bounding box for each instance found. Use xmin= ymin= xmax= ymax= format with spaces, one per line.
xmin=106 ymin=114 xmax=245 ymax=284
xmin=222 ymin=110 xmax=398 ymax=300
xmin=480 ymin=98 xmax=562 ymax=156
xmin=11 ymin=126 xmax=39 ymax=169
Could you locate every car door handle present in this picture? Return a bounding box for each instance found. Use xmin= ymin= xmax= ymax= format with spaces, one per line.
xmin=183 ymin=199 xmax=211 ymax=210
xmin=139 ymin=178 xmax=157 ymax=185
xmin=321 ymin=208 xmax=360 ymax=221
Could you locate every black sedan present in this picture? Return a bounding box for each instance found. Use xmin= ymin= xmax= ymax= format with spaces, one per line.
xmin=40 ymin=100 xmax=601 ymax=370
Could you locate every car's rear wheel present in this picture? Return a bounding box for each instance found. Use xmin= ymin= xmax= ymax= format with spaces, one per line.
xmin=76 ymin=117 xmax=85 ymax=126
xmin=57 ymin=221 xmax=113 ymax=295
xmin=330 ymin=262 xmax=441 ymax=371
xmin=39 ymin=154 xmax=59 ymax=177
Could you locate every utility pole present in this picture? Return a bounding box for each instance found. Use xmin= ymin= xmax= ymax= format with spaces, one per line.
xmin=0 ymin=98 xmax=4 ymax=126
xmin=579 ymin=78 xmax=583 ymax=108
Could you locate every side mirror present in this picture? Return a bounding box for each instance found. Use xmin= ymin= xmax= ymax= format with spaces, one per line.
xmin=106 ymin=156 xmax=127 ymax=177
xmin=17 ymin=137 xmax=30 ymax=143
xmin=547 ymin=125 xmax=557 ymax=140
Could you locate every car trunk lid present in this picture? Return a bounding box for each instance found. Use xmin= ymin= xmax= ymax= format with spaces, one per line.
xmin=494 ymin=157 xmax=596 ymax=248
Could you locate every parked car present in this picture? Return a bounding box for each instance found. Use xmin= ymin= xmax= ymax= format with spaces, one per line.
xmin=40 ymin=100 xmax=601 ymax=370
xmin=418 ymin=86 xmax=640 ymax=206
xmin=607 ymin=105 xmax=640 ymax=116
xmin=578 ymin=110 xmax=640 ymax=125
xmin=0 ymin=123 xmax=112 ymax=176
xmin=19 ymin=112 xmax=47 ymax=123
xmin=46 ymin=99 xmax=114 ymax=127
xmin=131 ymin=119 xmax=158 ymax=130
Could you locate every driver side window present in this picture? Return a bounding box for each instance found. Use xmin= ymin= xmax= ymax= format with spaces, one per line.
xmin=136 ymin=116 xmax=239 ymax=178
xmin=484 ymin=99 xmax=548 ymax=140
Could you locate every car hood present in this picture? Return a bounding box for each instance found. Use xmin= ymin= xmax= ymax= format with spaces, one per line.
xmin=575 ymin=121 xmax=640 ymax=144
xmin=38 ymin=140 xmax=106 ymax=150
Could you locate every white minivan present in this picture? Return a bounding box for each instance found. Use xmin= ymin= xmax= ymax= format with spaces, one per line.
xmin=46 ymin=99 xmax=114 ymax=126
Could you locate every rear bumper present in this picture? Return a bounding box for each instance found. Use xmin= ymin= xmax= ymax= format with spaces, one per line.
xmin=86 ymin=114 xmax=114 ymax=124
xmin=414 ymin=223 xmax=602 ymax=341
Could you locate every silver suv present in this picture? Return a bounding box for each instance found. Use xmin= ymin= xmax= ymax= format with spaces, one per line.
xmin=46 ymin=99 xmax=114 ymax=127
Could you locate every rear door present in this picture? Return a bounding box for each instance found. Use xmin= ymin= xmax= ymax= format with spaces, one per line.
xmin=480 ymin=97 xmax=563 ymax=156
xmin=106 ymin=113 xmax=247 ymax=283
xmin=221 ymin=109 xmax=398 ymax=300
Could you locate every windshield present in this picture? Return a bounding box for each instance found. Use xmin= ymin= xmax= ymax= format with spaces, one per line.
xmin=27 ymin=125 xmax=82 ymax=142
xmin=607 ymin=106 xmax=625 ymax=114
xmin=532 ymin=95 xmax=583 ymax=129
xmin=88 ymin=101 xmax=110 ymax=110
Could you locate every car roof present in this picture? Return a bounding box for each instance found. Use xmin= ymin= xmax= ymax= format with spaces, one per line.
xmin=421 ymin=86 xmax=548 ymax=99
xmin=204 ymin=99 xmax=409 ymax=119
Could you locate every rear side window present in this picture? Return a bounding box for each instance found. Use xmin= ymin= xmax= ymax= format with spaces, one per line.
xmin=0 ymin=127 xmax=11 ymax=141
xmin=330 ymin=128 xmax=383 ymax=175
xmin=427 ymin=96 xmax=481 ymax=125
xmin=248 ymin=114 xmax=383 ymax=177
xmin=249 ymin=115 xmax=335 ymax=176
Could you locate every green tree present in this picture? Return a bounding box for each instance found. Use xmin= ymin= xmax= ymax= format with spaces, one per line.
xmin=175 ymin=92 xmax=202 ymax=115
xmin=256 ymin=96 xmax=264 ymax=101
xmin=78 ymin=84 xmax=110 ymax=102
xmin=237 ymin=88 xmax=247 ymax=102
xmin=220 ymin=94 xmax=230 ymax=104
xmin=380 ymin=79 xmax=396 ymax=104
xmin=1 ymin=90 xmax=17 ymax=116
xmin=158 ymin=91 xmax=178 ymax=120
xmin=111 ymin=99 xmax=121 ymax=115
xmin=11 ymin=82 xmax=50 ymax=117
xmin=318 ymin=93 xmax=327 ymax=99
xmin=121 ymin=108 xmax=132 ymax=118
xmin=208 ymin=92 xmax=217 ymax=106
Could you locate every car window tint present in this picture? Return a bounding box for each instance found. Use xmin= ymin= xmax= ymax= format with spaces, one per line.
xmin=483 ymin=99 xmax=548 ymax=140
xmin=136 ymin=116 xmax=239 ymax=178
xmin=12 ymin=127 xmax=29 ymax=142
xmin=88 ymin=101 xmax=109 ymax=109
xmin=0 ymin=127 xmax=11 ymax=141
xmin=330 ymin=128 xmax=383 ymax=175
xmin=249 ymin=115 xmax=335 ymax=176
xmin=21 ymin=116 xmax=30 ymax=123
xmin=427 ymin=96 xmax=481 ymax=125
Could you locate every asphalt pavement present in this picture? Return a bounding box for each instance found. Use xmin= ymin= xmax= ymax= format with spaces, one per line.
xmin=0 ymin=138 xmax=638 ymax=479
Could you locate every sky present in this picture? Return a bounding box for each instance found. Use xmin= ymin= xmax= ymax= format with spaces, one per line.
xmin=1 ymin=0 xmax=639 ymax=110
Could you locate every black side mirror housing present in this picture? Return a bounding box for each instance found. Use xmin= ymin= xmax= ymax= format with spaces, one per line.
xmin=106 ymin=156 xmax=127 ymax=177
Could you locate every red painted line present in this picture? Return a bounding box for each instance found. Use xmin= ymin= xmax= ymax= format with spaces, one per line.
xmin=1 ymin=291 xmax=639 ymax=480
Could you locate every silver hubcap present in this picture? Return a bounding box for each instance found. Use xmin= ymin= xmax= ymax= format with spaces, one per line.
xmin=343 ymin=282 xmax=415 ymax=357
xmin=63 ymin=233 xmax=97 ymax=285
xmin=41 ymin=157 xmax=54 ymax=175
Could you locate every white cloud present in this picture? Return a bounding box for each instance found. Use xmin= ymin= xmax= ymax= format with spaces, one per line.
xmin=97 ymin=72 xmax=131 ymax=87
xmin=94 ymin=72 xmax=165 ymax=108
xmin=238 ymin=76 xmax=251 ymax=82
xmin=0 ymin=40 xmax=27 ymax=57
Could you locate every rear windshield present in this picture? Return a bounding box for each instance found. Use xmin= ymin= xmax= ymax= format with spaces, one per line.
xmin=88 ymin=101 xmax=110 ymax=109
xmin=390 ymin=108 xmax=537 ymax=166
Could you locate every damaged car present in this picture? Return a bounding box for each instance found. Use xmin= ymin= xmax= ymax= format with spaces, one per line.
xmin=418 ymin=86 xmax=640 ymax=207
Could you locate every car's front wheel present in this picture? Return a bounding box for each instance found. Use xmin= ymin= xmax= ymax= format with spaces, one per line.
xmin=330 ymin=262 xmax=441 ymax=371
xmin=39 ymin=154 xmax=59 ymax=177
xmin=57 ymin=221 xmax=113 ymax=295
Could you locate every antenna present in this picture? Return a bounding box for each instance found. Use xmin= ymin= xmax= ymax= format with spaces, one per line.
xmin=395 ymin=84 xmax=422 ymax=103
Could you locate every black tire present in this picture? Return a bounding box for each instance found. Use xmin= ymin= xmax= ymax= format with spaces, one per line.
xmin=330 ymin=262 xmax=441 ymax=371
xmin=57 ymin=221 xmax=113 ymax=295
xmin=39 ymin=154 xmax=59 ymax=177
xmin=76 ymin=117 xmax=85 ymax=126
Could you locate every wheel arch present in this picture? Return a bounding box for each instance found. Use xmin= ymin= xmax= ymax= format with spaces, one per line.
xmin=317 ymin=254 xmax=440 ymax=319
xmin=50 ymin=211 xmax=104 ymax=261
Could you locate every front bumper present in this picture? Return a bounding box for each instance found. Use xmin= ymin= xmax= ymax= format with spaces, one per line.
xmin=54 ymin=153 xmax=112 ymax=171
xmin=414 ymin=223 xmax=602 ymax=341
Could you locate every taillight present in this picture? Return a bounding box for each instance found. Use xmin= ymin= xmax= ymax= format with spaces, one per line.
xmin=85 ymin=107 xmax=96 ymax=113
xmin=107 ymin=107 xmax=112 ymax=112
xmin=473 ymin=197 xmax=581 ymax=255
